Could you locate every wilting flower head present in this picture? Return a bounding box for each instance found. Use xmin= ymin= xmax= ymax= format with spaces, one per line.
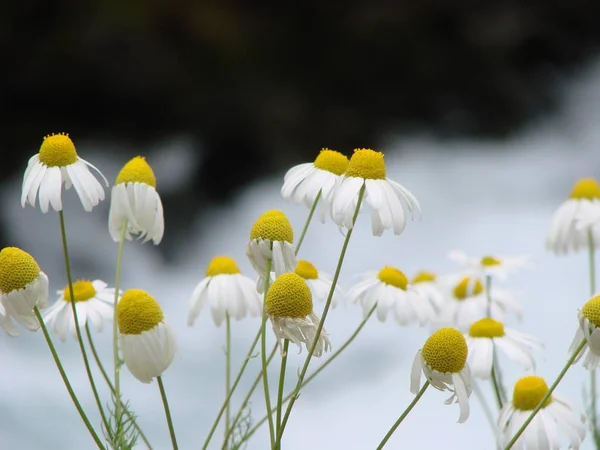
xmin=410 ymin=327 xmax=472 ymax=423
xmin=21 ymin=133 xmax=107 ymax=213
xmin=108 ymin=156 xmax=164 ymax=245
xmin=497 ymin=376 xmax=586 ymax=449
xmin=570 ymin=295 xmax=600 ymax=369
xmin=294 ymin=260 xmax=343 ymax=308
xmin=448 ymin=251 xmax=531 ymax=280
xmin=117 ymin=289 xmax=177 ymax=383
xmin=329 ymin=148 xmax=420 ymax=236
xmin=188 ymin=256 xmax=262 ymax=327
xmin=0 ymin=247 xmax=49 ymax=333
xmin=265 ymin=273 xmax=331 ymax=357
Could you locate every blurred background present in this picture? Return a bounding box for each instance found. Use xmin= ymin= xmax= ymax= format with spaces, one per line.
xmin=2 ymin=1 xmax=600 ymax=449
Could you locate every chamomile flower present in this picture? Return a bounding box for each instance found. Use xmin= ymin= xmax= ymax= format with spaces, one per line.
xmin=21 ymin=133 xmax=107 ymax=213
xmin=448 ymin=251 xmax=531 ymax=280
xmin=188 ymin=256 xmax=262 ymax=327
xmin=0 ymin=247 xmax=49 ymax=331
xmin=281 ymin=148 xmax=349 ymax=222
xmin=329 ymin=148 xmax=420 ymax=236
xmin=108 ymin=156 xmax=164 ymax=245
xmin=465 ymin=318 xmax=543 ymax=379
xmin=410 ymin=271 xmax=444 ymax=313
xmin=410 ymin=327 xmax=473 ymax=423
xmin=246 ymin=210 xmax=297 ymax=293
xmin=117 ymin=289 xmax=177 ymax=383
xmin=265 ymin=273 xmax=331 ymax=357
xmin=347 ymin=266 xmax=436 ymax=326
xmin=294 ymin=260 xmax=343 ymax=308
xmin=569 ymin=295 xmax=600 ymax=369
xmin=497 ymin=376 xmax=586 ymax=450
xmin=546 ymin=177 xmax=600 ymax=255
xmin=43 ymin=280 xmax=117 ymax=342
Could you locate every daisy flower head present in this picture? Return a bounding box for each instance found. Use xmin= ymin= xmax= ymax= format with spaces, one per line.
xmin=546 ymin=177 xmax=600 ymax=255
xmin=294 ymin=259 xmax=343 ymax=308
xmin=448 ymin=250 xmax=531 ymax=280
xmin=281 ymin=148 xmax=348 ymax=222
xmin=117 ymin=289 xmax=177 ymax=383
xmin=410 ymin=271 xmax=444 ymax=313
xmin=329 ymin=148 xmax=420 ymax=237
xmin=465 ymin=318 xmax=543 ymax=380
xmin=265 ymin=272 xmax=331 ymax=357
xmin=108 ymin=156 xmax=164 ymax=245
xmin=21 ymin=133 xmax=107 ymax=213
xmin=246 ymin=210 xmax=297 ymax=293
xmin=497 ymin=376 xmax=586 ymax=450
xmin=188 ymin=256 xmax=262 ymax=327
xmin=0 ymin=247 xmax=49 ymax=332
xmin=570 ymin=295 xmax=600 ymax=369
xmin=410 ymin=327 xmax=472 ymax=423
xmin=43 ymin=280 xmax=117 ymax=342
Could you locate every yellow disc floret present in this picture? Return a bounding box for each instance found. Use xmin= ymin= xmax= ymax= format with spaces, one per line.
xmin=117 ymin=289 xmax=164 ymax=335
xmin=468 ymin=318 xmax=505 ymax=338
xmin=570 ymin=178 xmax=600 ymax=200
xmin=313 ymin=148 xmax=349 ymax=176
xmin=377 ymin=266 xmax=408 ymax=290
xmin=295 ymin=260 xmax=319 ymax=280
xmin=412 ymin=271 xmax=436 ymax=284
xmin=115 ymin=156 xmax=157 ymax=188
xmin=0 ymin=247 xmax=40 ymax=293
xmin=250 ymin=210 xmax=294 ymax=243
xmin=206 ymin=256 xmax=241 ymax=277
xmin=582 ymin=296 xmax=600 ymax=327
xmin=453 ymin=276 xmax=484 ymax=300
xmin=512 ymin=376 xmax=552 ymax=411
xmin=422 ymin=328 xmax=468 ymax=373
xmin=38 ymin=133 xmax=78 ymax=167
xmin=344 ymin=148 xmax=386 ymax=180
xmin=481 ymin=256 xmax=501 ymax=266
xmin=63 ymin=280 xmax=97 ymax=302
xmin=265 ymin=273 xmax=312 ymax=318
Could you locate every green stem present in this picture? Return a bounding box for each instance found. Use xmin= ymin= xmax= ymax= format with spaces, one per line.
xmin=58 ymin=211 xmax=111 ymax=435
xmin=486 ymin=274 xmax=506 ymax=407
xmin=490 ymin=364 xmax=504 ymax=409
xmin=472 ymin=380 xmax=496 ymax=433
xmin=275 ymin=340 xmax=290 ymax=441
xmin=113 ymin=222 xmax=127 ymax=428
xmin=504 ymin=340 xmax=586 ymax=450
xmin=295 ymin=190 xmax=321 ymax=255
xmin=224 ymin=313 xmax=231 ymax=450
xmin=261 ymin=257 xmax=276 ymax=447
xmin=34 ymin=307 xmax=104 ymax=449
xmin=588 ymin=229 xmax=600 ymax=448
xmin=157 ymin=376 xmax=178 ymax=450
xmin=375 ymin=381 xmax=430 ymax=450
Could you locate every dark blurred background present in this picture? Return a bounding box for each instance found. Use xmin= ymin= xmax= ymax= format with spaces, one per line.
xmin=3 ymin=0 xmax=600 ymax=254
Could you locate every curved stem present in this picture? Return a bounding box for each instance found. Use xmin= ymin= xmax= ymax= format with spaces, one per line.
xmin=224 ymin=313 xmax=232 ymax=449
xmin=157 ymin=376 xmax=178 ymax=450
xmin=295 ymin=190 xmax=321 ymax=255
xmin=260 ymin=258 xmax=275 ymax=447
xmin=275 ymin=339 xmax=290 ymax=444
xmin=113 ymin=222 xmax=128 ymax=427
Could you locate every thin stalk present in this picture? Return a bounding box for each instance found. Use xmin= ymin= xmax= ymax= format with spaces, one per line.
xmin=472 ymin=380 xmax=496 ymax=433
xmin=588 ymin=229 xmax=600 ymax=448
xmin=490 ymin=364 xmax=504 ymax=409
xmin=224 ymin=313 xmax=232 ymax=450
xmin=260 ymin=257 xmax=275 ymax=447
xmin=113 ymin=222 xmax=128 ymax=426
xmin=276 ymin=340 xmax=290 ymax=437
xmin=295 ymin=190 xmax=321 ymax=255
xmin=486 ymin=274 xmax=506 ymax=407
xmin=157 ymin=376 xmax=178 ymax=450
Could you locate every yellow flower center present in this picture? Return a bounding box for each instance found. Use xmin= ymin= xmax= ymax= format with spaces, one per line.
xmin=115 ymin=156 xmax=157 ymax=188
xmin=377 ymin=266 xmax=408 ymax=290
xmin=313 ymin=148 xmax=349 ymax=176
xmin=117 ymin=289 xmax=164 ymax=335
xmin=344 ymin=148 xmax=386 ymax=180
xmin=422 ymin=328 xmax=468 ymax=374
xmin=468 ymin=318 xmax=505 ymax=338
xmin=206 ymin=256 xmax=241 ymax=276
xmin=481 ymin=256 xmax=501 ymax=266
xmin=38 ymin=133 xmax=78 ymax=167
xmin=453 ymin=276 xmax=484 ymax=300
xmin=0 ymin=247 xmax=40 ymax=293
xmin=411 ymin=271 xmax=436 ymax=284
xmin=570 ymin=178 xmax=600 ymax=200
xmin=250 ymin=210 xmax=294 ymax=243
xmin=512 ymin=376 xmax=552 ymax=411
xmin=265 ymin=273 xmax=312 ymax=318
xmin=63 ymin=280 xmax=97 ymax=302
xmin=295 ymin=260 xmax=319 ymax=280
xmin=582 ymin=296 xmax=600 ymax=327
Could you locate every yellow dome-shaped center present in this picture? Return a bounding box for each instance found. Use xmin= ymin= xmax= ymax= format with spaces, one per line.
xmin=295 ymin=260 xmax=319 ymax=280
xmin=117 ymin=289 xmax=164 ymax=335
xmin=344 ymin=149 xmax=386 ymax=180
xmin=250 ymin=210 xmax=294 ymax=243
xmin=38 ymin=133 xmax=78 ymax=167
xmin=63 ymin=280 xmax=97 ymax=302
xmin=115 ymin=156 xmax=157 ymax=188
xmin=422 ymin=328 xmax=468 ymax=374
xmin=468 ymin=318 xmax=505 ymax=338
xmin=206 ymin=256 xmax=241 ymax=276
xmin=265 ymin=273 xmax=313 ymax=318
xmin=0 ymin=247 xmax=41 ymax=293
xmin=411 ymin=271 xmax=436 ymax=284
xmin=481 ymin=256 xmax=501 ymax=266
xmin=313 ymin=148 xmax=349 ymax=176
xmin=582 ymin=296 xmax=600 ymax=327
xmin=453 ymin=276 xmax=484 ymax=300
xmin=570 ymin=178 xmax=600 ymax=200
xmin=377 ymin=266 xmax=408 ymax=290
xmin=512 ymin=376 xmax=552 ymax=411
